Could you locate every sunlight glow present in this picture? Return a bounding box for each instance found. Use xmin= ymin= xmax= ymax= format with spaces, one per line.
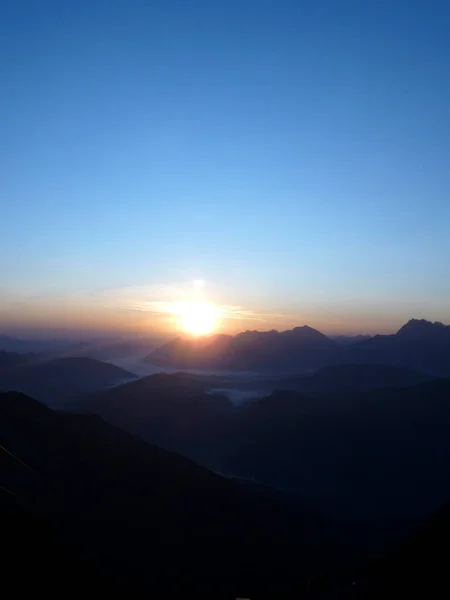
xmin=179 ymin=301 xmax=219 ymax=335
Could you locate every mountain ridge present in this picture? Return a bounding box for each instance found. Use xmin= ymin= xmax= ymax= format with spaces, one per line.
xmin=84 ymin=372 xmax=450 ymax=528
xmin=0 ymin=356 xmax=136 ymax=407
xmin=146 ymin=318 xmax=450 ymax=375
xmin=349 ymin=319 xmax=450 ymax=376
xmin=147 ymin=324 xmax=340 ymax=371
xmin=0 ymin=390 xmax=332 ymax=595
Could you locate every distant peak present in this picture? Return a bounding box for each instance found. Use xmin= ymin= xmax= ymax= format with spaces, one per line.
xmin=287 ymin=325 xmax=329 ymax=339
xmin=397 ymin=319 xmax=448 ymax=339
xmin=234 ymin=329 xmax=279 ymax=339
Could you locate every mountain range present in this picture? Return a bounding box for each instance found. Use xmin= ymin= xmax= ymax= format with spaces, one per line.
xmin=86 ymin=371 xmax=450 ymax=535
xmin=0 ymin=334 xmax=72 ymax=354
xmin=3 ymin=337 xmax=450 ymax=596
xmin=227 ymin=378 xmax=450 ymax=523
xmin=0 ymin=390 xmax=333 ymax=597
xmin=0 ymin=356 xmax=135 ymax=407
xmin=147 ymin=325 xmax=342 ymax=371
xmin=347 ymin=319 xmax=450 ymax=376
xmin=272 ymin=363 xmax=433 ymax=395
xmin=84 ymin=372 xmax=237 ymax=465
xmin=0 ymin=350 xmax=36 ymax=368
xmin=146 ymin=319 xmax=450 ymax=376
xmin=0 ymin=334 xmax=164 ymax=361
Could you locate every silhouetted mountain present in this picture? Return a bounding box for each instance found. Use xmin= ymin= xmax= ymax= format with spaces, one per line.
xmin=147 ymin=319 xmax=450 ymax=376
xmin=0 ymin=500 xmax=111 ymax=595
xmin=0 ymin=391 xmax=332 ymax=596
xmin=229 ymin=379 xmax=450 ymax=524
xmin=147 ymin=326 xmax=340 ymax=372
xmin=276 ymin=363 xmax=433 ymax=395
xmin=228 ymin=326 xmax=339 ymax=370
xmin=0 ymin=334 xmax=71 ymax=354
xmin=147 ymin=333 xmax=235 ymax=369
xmin=84 ymin=370 xmax=450 ymax=535
xmin=359 ymin=501 xmax=450 ymax=598
xmin=396 ymin=318 xmax=450 ymax=340
xmin=0 ymin=350 xmax=35 ymax=368
xmin=334 ymin=334 xmax=372 ymax=345
xmin=0 ymin=333 xmax=165 ymax=362
xmin=349 ymin=319 xmax=450 ymax=376
xmin=0 ymin=357 xmax=136 ymax=407
xmin=45 ymin=336 xmax=166 ymax=361
xmin=85 ymin=372 xmax=236 ymax=465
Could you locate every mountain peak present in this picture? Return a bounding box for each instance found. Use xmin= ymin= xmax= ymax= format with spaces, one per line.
xmin=292 ymin=325 xmax=321 ymax=333
xmin=396 ymin=319 xmax=449 ymax=340
xmin=147 ymin=324 xmax=337 ymax=371
xmin=287 ymin=325 xmax=331 ymax=340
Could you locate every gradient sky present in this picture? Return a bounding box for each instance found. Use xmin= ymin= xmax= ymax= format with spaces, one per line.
xmin=1 ymin=0 xmax=449 ymax=336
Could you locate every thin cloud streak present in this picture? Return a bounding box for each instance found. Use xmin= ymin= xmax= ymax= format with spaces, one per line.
xmin=86 ymin=282 xmax=278 ymax=323
xmin=0 ymin=282 xmax=289 ymax=331
xmin=121 ymin=300 xmax=278 ymax=323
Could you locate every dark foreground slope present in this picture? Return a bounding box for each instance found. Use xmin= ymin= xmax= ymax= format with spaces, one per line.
xmin=0 ymin=391 xmax=335 ymax=597
xmin=0 ymin=499 xmax=114 ymax=595
xmin=339 ymin=501 xmax=450 ymax=599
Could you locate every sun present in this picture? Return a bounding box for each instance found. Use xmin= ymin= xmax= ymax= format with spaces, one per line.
xmin=179 ymin=301 xmax=219 ymax=335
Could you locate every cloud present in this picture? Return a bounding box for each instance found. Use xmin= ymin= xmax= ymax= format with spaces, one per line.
xmin=0 ymin=281 xmax=285 ymax=328
xmin=121 ymin=300 xmax=283 ymax=324
xmin=89 ymin=284 xmax=280 ymax=324
xmin=218 ymin=305 xmax=279 ymax=321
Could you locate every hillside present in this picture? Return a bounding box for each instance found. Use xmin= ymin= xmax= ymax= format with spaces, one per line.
xmin=147 ymin=326 xmax=340 ymax=371
xmin=349 ymin=319 xmax=450 ymax=376
xmin=85 ymin=372 xmax=236 ymax=464
xmin=83 ymin=371 xmax=450 ymax=533
xmin=0 ymin=356 xmax=136 ymax=407
xmin=0 ymin=350 xmax=35 ymax=368
xmin=146 ymin=319 xmax=450 ymax=376
xmin=360 ymin=500 xmax=450 ymax=598
xmin=229 ymin=379 xmax=450 ymax=522
xmin=0 ymin=391 xmax=331 ymax=597
xmin=275 ymin=363 xmax=433 ymax=394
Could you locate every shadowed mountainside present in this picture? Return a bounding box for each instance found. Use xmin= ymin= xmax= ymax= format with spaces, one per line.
xmin=147 ymin=325 xmax=341 ymax=371
xmin=341 ymin=500 xmax=450 ymax=599
xmin=0 ymin=350 xmax=36 ymax=368
xmin=347 ymin=319 xmax=450 ymax=376
xmin=146 ymin=319 xmax=450 ymax=376
xmin=84 ymin=372 xmax=236 ymax=465
xmin=0 ymin=356 xmax=136 ymax=407
xmin=0 ymin=334 xmax=72 ymax=354
xmin=333 ymin=334 xmax=372 ymax=345
xmin=0 ymin=391 xmax=335 ymax=597
xmin=229 ymin=379 xmax=450 ymax=522
xmin=274 ymin=363 xmax=433 ymax=395
xmin=85 ymin=373 xmax=450 ymax=531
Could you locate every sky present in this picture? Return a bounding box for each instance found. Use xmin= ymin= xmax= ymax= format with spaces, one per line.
xmin=1 ymin=0 xmax=449 ymax=337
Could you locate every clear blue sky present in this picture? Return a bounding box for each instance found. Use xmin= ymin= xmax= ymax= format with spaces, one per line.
xmin=1 ymin=0 xmax=449 ymax=335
